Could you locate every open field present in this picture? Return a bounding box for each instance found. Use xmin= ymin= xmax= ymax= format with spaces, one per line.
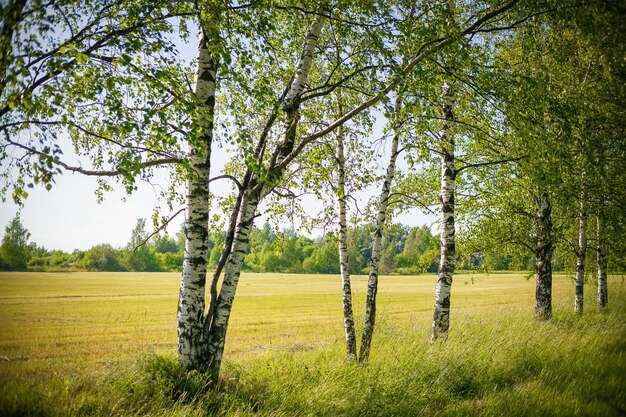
xmin=0 ymin=271 xmax=624 ymax=416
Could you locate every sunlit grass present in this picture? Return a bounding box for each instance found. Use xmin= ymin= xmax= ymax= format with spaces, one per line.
xmin=0 ymin=271 xmax=624 ymax=416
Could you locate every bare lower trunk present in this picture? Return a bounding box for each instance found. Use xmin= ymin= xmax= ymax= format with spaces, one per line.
xmin=431 ymin=80 xmax=456 ymax=341
xmin=359 ymin=93 xmax=402 ymax=362
xmin=336 ymin=128 xmax=357 ymax=358
xmin=206 ymin=187 xmax=260 ymax=380
xmin=596 ymin=216 xmax=608 ymax=309
xmin=177 ymin=26 xmax=218 ymax=370
xmin=574 ymin=180 xmax=587 ymax=315
xmin=206 ymin=183 xmax=246 ymax=323
xmin=534 ymin=191 xmax=553 ymax=320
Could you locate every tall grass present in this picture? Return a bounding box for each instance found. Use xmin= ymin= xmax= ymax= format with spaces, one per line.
xmin=0 ymin=272 xmax=624 ymax=416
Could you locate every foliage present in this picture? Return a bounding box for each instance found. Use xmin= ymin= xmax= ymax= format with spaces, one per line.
xmin=125 ymin=218 xmax=161 ymax=272
xmin=0 ymin=215 xmax=30 ymax=270
xmin=81 ymin=244 xmax=125 ymax=272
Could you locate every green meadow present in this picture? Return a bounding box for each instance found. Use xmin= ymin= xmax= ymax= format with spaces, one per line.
xmin=0 ymin=272 xmax=624 ymax=416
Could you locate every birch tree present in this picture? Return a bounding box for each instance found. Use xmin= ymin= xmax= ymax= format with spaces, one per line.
xmin=573 ymin=174 xmax=587 ymax=315
xmin=203 ymin=6 xmax=332 ymax=380
xmin=459 ymin=0 xmax=625 ymax=320
xmin=359 ymin=90 xmax=404 ymax=362
xmin=177 ymin=3 xmax=222 ymax=370
xmin=336 ymin=125 xmax=357 ymax=358
xmin=595 ymin=215 xmax=608 ymax=309
xmin=2 ymin=0 xmax=534 ymax=378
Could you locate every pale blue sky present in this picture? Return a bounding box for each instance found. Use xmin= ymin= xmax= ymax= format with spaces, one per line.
xmin=0 ymin=137 xmax=436 ymax=251
xmin=0 ymin=19 xmax=436 ymax=252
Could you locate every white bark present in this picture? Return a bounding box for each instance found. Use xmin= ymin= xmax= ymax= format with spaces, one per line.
xmin=359 ymin=92 xmax=402 ymax=362
xmin=282 ymin=13 xmax=327 ymax=111
xmin=177 ymin=26 xmax=218 ymax=370
xmin=431 ymin=0 xmax=458 ymax=341
xmin=336 ymin=126 xmax=357 ymax=358
xmin=596 ymin=215 xmax=608 ymax=309
xmin=273 ymin=10 xmax=327 ymax=170
xmin=574 ymin=177 xmax=587 ymax=315
xmin=206 ymin=187 xmax=259 ymax=378
xmin=431 ymin=80 xmax=456 ymax=341
xmin=534 ymin=191 xmax=553 ymax=320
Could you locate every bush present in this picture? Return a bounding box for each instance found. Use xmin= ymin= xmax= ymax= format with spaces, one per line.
xmin=82 ymin=244 xmax=125 ymax=271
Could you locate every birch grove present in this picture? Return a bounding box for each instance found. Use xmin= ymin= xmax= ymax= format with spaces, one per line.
xmin=3 ymin=0 xmax=624 ymax=383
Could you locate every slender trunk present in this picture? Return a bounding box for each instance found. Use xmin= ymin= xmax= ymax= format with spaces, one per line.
xmin=205 ymin=181 xmax=247 ymax=325
xmin=177 ymin=26 xmax=219 ymax=370
xmin=534 ymin=191 xmax=553 ymax=320
xmin=336 ymin=126 xmax=357 ymax=359
xmin=206 ymin=186 xmax=260 ymax=380
xmin=204 ymin=10 xmax=327 ymax=381
xmin=596 ymin=215 xmax=608 ymax=309
xmin=431 ymin=80 xmax=456 ymax=341
xmin=359 ymin=92 xmax=402 ymax=362
xmin=574 ymin=177 xmax=587 ymax=314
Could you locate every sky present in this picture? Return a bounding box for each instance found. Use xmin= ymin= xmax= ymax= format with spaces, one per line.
xmin=0 ymin=144 xmax=437 ymax=252
xmin=0 ymin=14 xmax=437 ymax=252
xmin=0 ymin=161 xmax=438 ymax=253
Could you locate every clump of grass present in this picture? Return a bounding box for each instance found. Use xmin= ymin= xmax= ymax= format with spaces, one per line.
xmin=218 ymin=303 xmax=625 ymax=417
xmin=113 ymin=354 xmax=211 ymax=405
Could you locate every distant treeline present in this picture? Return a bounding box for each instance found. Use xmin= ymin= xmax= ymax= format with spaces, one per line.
xmin=1 ymin=216 xmax=537 ymax=274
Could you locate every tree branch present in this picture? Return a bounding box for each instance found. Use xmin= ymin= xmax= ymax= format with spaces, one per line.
xmin=133 ymin=208 xmax=185 ymax=251
xmin=276 ymin=0 xmax=522 ymax=172
xmin=209 ymin=174 xmax=242 ymax=190
xmin=455 ymin=155 xmax=528 ymax=177
xmin=5 ymin=138 xmax=181 ymax=176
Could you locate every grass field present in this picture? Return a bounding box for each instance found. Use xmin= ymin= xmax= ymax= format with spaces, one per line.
xmin=0 ymin=271 xmax=624 ymax=416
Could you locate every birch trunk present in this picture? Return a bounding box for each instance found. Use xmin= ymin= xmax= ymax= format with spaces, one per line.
xmin=431 ymin=80 xmax=456 ymax=341
xmin=206 ymin=186 xmax=260 ymax=380
xmin=574 ymin=179 xmax=587 ymax=315
xmin=359 ymin=93 xmax=402 ymax=362
xmin=336 ymin=126 xmax=357 ymax=359
xmin=177 ymin=26 xmax=219 ymax=370
xmin=204 ymin=11 xmax=327 ymax=381
xmin=533 ymin=191 xmax=553 ymax=320
xmin=596 ymin=215 xmax=608 ymax=309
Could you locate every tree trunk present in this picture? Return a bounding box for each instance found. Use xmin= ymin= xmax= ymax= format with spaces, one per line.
xmin=204 ymin=10 xmax=328 ymax=381
xmin=431 ymin=80 xmax=456 ymax=341
xmin=359 ymin=92 xmax=402 ymax=362
xmin=596 ymin=215 xmax=608 ymax=309
xmin=206 ymin=186 xmax=260 ymax=380
xmin=534 ymin=191 xmax=553 ymax=320
xmin=177 ymin=26 xmax=219 ymax=370
xmin=574 ymin=178 xmax=587 ymax=314
xmin=336 ymin=127 xmax=357 ymax=359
